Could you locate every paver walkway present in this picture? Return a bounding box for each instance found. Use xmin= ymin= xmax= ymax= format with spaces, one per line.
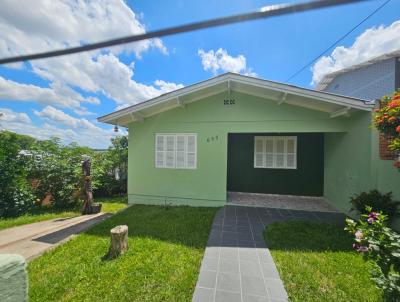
xmin=0 ymin=213 xmax=111 ymax=261
xmin=193 ymin=205 xmax=345 ymax=302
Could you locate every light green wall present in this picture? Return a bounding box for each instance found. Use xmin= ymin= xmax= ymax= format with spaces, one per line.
xmin=128 ymin=91 xmax=348 ymax=207
xmin=324 ymin=111 xmax=400 ymax=229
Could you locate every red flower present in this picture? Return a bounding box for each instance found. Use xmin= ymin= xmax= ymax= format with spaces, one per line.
xmin=393 ymin=95 xmax=400 ymax=101
xmin=388 ymin=117 xmax=397 ymax=123
xmin=388 ymin=100 xmax=400 ymax=108
xmin=396 ymin=125 xmax=400 ymax=133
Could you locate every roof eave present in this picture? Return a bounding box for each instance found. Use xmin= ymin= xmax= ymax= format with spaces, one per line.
xmin=98 ymin=73 xmax=373 ymax=126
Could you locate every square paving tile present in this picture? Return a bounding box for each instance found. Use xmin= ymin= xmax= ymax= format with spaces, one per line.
xmin=240 ymin=259 xmax=263 ymax=278
xmin=261 ymin=262 xmax=280 ymax=279
xmin=241 ymin=275 xmax=268 ymax=296
xmin=197 ymin=270 xmax=217 ymax=289
xmin=192 ymin=287 xmax=215 ymax=302
xmin=201 ymin=257 xmax=218 ymax=271
xmin=216 ymin=272 xmax=241 ymax=293
xmin=204 ymin=247 xmax=220 ymax=259
xmin=220 ymin=247 xmax=239 ymax=260
xmin=243 ymin=294 xmax=271 ymax=302
xmin=264 ymin=278 xmax=288 ymax=301
xmin=239 ymin=248 xmax=259 ymax=261
xmin=218 ymin=258 xmax=239 ymax=273
xmin=215 ymin=290 xmax=242 ymax=302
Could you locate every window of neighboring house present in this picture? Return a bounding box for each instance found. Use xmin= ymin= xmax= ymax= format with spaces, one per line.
xmin=254 ymin=136 xmax=297 ymax=169
xmin=155 ymin=134 xmax=197 ymax=169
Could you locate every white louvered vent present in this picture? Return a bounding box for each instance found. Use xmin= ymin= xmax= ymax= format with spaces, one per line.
xmin=155 ymin=134 xmax=197 ymax=169
xmin=254 ymin=136 xmax=297 ymax=169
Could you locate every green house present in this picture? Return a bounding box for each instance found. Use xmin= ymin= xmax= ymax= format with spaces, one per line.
xmin=99 ymin=73 xmax=400 ymax=221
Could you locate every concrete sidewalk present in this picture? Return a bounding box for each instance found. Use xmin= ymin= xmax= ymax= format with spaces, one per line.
xmin=0 ymin=213 xmax=111 ymax=261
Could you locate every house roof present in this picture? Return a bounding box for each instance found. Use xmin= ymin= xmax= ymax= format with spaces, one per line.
xmin=316 ymin=49 xmax=400 ymax=91
xmin=98 ymin=72 xmax=374 ymax=126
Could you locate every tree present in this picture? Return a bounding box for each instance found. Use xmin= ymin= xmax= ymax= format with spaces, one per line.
xmin=0 ymin=131 xmax=34 ymax=217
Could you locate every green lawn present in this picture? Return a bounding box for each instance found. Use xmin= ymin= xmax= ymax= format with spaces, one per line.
xmin=28 ymin=205 xmax=218 ymax=302
xmin=264 ymin=221 xmax=383 ymax=302
xmin=0 ymin=196 xmax=127 ymax=230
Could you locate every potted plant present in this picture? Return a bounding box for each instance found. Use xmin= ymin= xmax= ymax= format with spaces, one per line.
xmin=374 ymin=90 xmax=400 ymax=171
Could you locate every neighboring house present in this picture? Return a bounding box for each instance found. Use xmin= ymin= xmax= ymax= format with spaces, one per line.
xmin=98 ymin=72 xmax=400 ymax=219
xmin=317 ymin=49 xmax=400 ymax=100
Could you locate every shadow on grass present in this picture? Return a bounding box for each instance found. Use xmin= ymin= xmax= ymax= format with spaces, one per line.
xmin=264 ymin=220 xmax=354 ymax=252
xmin=33 ymin=214 xmax=112 ymax=244
xmin=84 ymin=204 xmax=219 ymax=249
xmin=94 ymin=196 xmax=128 ymax=204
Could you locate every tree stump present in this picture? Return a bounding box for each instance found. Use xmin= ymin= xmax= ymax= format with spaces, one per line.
xmin=107 ymin=225 xmax=128 ymax=259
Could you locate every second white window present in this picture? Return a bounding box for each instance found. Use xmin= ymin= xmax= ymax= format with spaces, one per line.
xmin=254 ymin=136 xmax=297 ymax=169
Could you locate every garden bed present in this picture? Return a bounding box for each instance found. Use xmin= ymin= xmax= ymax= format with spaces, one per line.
xmin=264 ymin=221 xmax=383 ymax=302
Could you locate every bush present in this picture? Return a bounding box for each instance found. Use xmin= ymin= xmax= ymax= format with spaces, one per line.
xmin=345 ymin=207 xmax=400 ymax=301
xmin=0 ymin=131 xmax=128 ymax=218
xmin=28 ymin=139 xmax=88 ymax=209
xmin=350 ymin=190 xmax=399 ymax=221
xmin=0 ymin=131 xmax=34 ymax=217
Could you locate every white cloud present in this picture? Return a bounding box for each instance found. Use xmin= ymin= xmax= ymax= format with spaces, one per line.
xmin=198 ymin=48 xmax=256 ymax=76
xmin=0 ymin=0 xmax=165 ymax=59
xmin=0 ymin=107 xmax=31 ymax=123
xmin=312 ymin=20 xmax=400 ymax=85
xmin=32 ymin=53 xmax=184 ymax=107
xmin=0 ymin=0 xmax=183 ymax=111
xmin=0 ymin=107 xmax=123 ymax=148
xmin=34 ymin=106 xmax=99 ymax=131
xmin=0 ymin=76 xmax=99 ymax=111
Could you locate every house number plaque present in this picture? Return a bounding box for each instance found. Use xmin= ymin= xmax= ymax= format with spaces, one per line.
xmin=224 ymin=99 xmax=235 ymax=105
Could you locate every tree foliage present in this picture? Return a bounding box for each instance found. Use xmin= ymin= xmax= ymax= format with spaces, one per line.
xmin=0 ymin=130 xmax=127 ymax=217
xmin=0 ymin=131 xmax=34 ymax=217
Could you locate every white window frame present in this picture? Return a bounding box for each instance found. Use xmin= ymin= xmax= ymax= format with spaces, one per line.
xmin=254 ymin=136 xmax=297 ymax=169
xmin=155 ymin=133 xmax=197 ymax=169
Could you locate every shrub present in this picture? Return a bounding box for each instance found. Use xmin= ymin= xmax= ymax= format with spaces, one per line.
xmin=28 ymin=140 xmax=86 ymax=209
xmin=345 ymin=207 xmax=400 ymax=301
xmin=0 ymin=131 xmax=34 ymax=217
xmin=350 ymin=190 xmax=399 ymax=221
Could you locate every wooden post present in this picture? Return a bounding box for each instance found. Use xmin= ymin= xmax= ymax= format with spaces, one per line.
xmin=81 ymin=156 xmax=93 ymax=215
xmin=107 ymin=225 xmax=128 ymax=259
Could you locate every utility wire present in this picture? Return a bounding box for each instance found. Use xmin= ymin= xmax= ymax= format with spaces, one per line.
xmin=0 ymin=0 xmax=368 ymax=65
xmin=285 ymin=0 xmax=392 ymax=82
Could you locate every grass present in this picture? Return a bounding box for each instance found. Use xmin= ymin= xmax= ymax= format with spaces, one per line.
xmin=0 ymin=196 xmax=127 ymax=230
xmin=28 ymin=205 xmax=218 ymax=302
xmin=264 ymin=221 xmax=383 ymax=302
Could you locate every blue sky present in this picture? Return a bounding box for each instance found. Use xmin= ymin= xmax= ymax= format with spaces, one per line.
xmin=0 ymin=0 xmax=399 ymax=148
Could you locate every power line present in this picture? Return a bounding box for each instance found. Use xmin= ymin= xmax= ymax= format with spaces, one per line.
xmin=0 ymin=0 xmax=369 ymax=65
xmin=285 ymin=0 xmax=392 ymax=82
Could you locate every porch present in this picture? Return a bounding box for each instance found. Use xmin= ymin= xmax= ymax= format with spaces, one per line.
xmin=227 ymin=191 xmax=339 ymax=212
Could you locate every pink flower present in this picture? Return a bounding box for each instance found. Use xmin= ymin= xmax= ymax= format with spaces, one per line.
xmin=355 ymin=230 xmax=363 ymax=240
xmin=367 ymin=212 xmax=379 ymax=224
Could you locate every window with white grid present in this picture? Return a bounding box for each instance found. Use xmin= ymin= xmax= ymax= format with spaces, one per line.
xmin=155 ymin=134 xmax=197 ymax=169
xmin=254 ymin=136 xmax=297 ymax=169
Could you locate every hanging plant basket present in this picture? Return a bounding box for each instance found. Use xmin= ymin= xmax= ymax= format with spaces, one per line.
xmin=374 ymin=91 xmax=400 ymax=151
